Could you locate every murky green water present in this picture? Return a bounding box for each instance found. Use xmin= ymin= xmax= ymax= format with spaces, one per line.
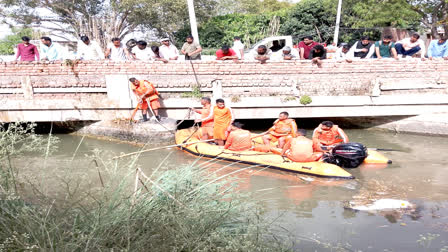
xmin=24 ymin=129 xmax=448 ymax=251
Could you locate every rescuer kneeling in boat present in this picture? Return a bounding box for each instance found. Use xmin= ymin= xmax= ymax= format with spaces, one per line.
xmin=272 ymin=129 xmax=323 ymax=162
xmin=129 ymin=77 xmax=161 ymax=121
xmin=191 ymin=97 xmax=214 ymax=140
xmin=196 ymin=98 xmax=234 ymax=146
xmin=312 ymin=121 xmax=349 ymax=152
xmin=224 ymin=122 xmax=252 ymax=151
xmin=262 ymin=111 xmax=298 ymax=148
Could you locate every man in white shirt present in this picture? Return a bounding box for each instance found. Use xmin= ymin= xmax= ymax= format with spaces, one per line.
xmin=273 ymin=46 xmax=299 ymax=61
xmin=251 ymin=45 xmax=272 ymax=64
xmin=40 ymin=36 xmax=64 ymax=61
xmin=232 ymin=36 xmax=245 ymax=60
xmin=395 ymin=33 xmax=426 ymax=58
xmin=105 ymin=37 xmax=130 ymax=61
xmin=77 ymin=36 xmax=104 ymax=60
xmin=335 ymin=44 xmax=353 ymax=62
xmin=159 ymin=38 xmax=179 ymax=61
xmin=132 ymin=40 xmax=155 ymax=61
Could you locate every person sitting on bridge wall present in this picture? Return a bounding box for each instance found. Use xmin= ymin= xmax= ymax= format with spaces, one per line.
xmin=252 ymin=45 xmax=272 ymax=64
xmin=40 ymin=36 xmax=64 ymax=61
xmin=395 ymin=33 xmax=426 ymax=59
xmin=150 ymin=46 xmax=169 ymax=63
xmin=232 ymin=36 xmax=245 ymax=60
xmin=197 ymin=98 xmax=234 ymax=146
xmin=159 ymin=38 xmax=179 ymax=61
xmin=181 ymin=35 xmax=202 ymax=60
xmin=224 ymin=121 xmax=253 ymax=151
xmin=105 ymin=37 xmax=131 ymax=61
xmin=373 ymin=35 xmax=398 ymax=60
xmin=335 ymin=44 xmax=352 ymax=62
xmin=131 ymin=40 xmax=155 ymax=61
xmin=191 ymin=97 xmax=214 ymax=140
xmin=271 ymin=129 xmax=323 ymax=162
xmin=312 ymin=121 xmax=349 ymax=152
xmin=298 ymin=35 xmax=319 ymax=60
xmin=16 ymin=36 xmax=40 ymax=61
xmin=427 ymin=36 xmax=448 ymax=60
xmin=77 ymin=35 xmax=104 ymax=60
xmin=129 ymin=77 xmax=161 ymax=121
xmin=216 ymin=45 xmax=238 ymax=61
xmin=262 ymin=111 xmax=298 ymax=149
xmin=309 ymin=44 xmax=327 ymax=67
xmin=274 ymin=46 xmax=299 ymax=61
xmin=349 ymin=36 xmax=374 ymax=59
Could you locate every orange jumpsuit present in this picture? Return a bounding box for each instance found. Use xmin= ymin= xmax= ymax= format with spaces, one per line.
xmin=131 ymin=80 xmax=160 ymax=110
xmin=268 ymin=118 xmax=298 ymax=141
xmin=224 ymin=129 xmax=252 ymax=151
xmin=195 ymin=104 xmax=214 ymax=137
xmin=211 ymin=106 xmax=233 ymax=140
xmin=280 ymin=136 xmax=322 ymax=162
xmin=312 ymin=124 xmax=349 ymax=152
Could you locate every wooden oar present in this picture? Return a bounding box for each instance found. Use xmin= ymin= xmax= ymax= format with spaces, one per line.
xmin=129 ymin=103 xmax=140 ymax=123
xmin=112 ymin=139 xmax=215 ymax=159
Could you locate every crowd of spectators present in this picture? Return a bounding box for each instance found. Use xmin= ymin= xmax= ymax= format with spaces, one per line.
xmin=14 ymin=33 xmax=448 ymax=64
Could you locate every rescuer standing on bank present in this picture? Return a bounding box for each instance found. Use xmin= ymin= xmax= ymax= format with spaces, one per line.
xmin=129 ymin=77 xmax=161 ymax=121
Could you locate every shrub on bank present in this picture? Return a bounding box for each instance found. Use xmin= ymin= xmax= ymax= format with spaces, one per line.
xmin=0 ymin=123 xmax=291 ymax=251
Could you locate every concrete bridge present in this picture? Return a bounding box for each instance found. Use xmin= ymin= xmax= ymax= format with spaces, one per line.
xmin=1 ymin=59 xmax=447 ymax=123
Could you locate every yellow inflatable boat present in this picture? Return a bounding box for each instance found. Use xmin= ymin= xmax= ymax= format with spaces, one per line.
xmin=175 ymin=128 xmax=355 ymax=179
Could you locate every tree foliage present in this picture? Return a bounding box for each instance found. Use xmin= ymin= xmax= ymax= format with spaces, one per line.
xmin=0 ymin=0 xmax=135 ymax=49
xmin=407 ymin=0 xmax=448 ymax=36
xmin=124 ymin=0 xmax=218 ymax=41
xmin=176 ymin=10 xmax=287 ymax=48
xmin=216 ymin=0 xmax=292 ymax=15
xmin=338 ymin=0 xmax=421 ymax=29
xmin=0 ymin=27 xmax=32 ymax=55
xmin=279 ymin=0 xmax=336 ymax=42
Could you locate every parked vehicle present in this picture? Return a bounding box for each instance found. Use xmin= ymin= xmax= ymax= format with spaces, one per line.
xmin=246 ymin=36 xmax=294 ymax=55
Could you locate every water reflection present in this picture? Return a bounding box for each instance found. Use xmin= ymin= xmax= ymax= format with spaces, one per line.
xmin=22 ymin=131 xmax=448 ymax=251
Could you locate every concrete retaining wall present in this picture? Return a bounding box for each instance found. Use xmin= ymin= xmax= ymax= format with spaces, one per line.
xmin=1 ymin=59 xmax=448 ymax=122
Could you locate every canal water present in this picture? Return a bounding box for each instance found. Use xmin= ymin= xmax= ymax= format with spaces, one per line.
xmin=24 ymin=129 xmax=448 ymax=251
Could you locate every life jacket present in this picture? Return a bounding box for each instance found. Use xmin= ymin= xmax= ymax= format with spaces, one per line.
xmin=313 ymin=124 xmax=348 ymax=146
xmin=288 ymin=136 xmax=314 ymax=162
xmin=133 ymin=80 xmax=159 ymax=101
xmin=354 ymin=41 xmax=372 ymax=58
xmin=271 ymin=119 xmax=296 ymax=137
xmin=201 ymin=104 xmax=213 ymax=127
xmin=225 ymin=129 xmax=252 ymax=151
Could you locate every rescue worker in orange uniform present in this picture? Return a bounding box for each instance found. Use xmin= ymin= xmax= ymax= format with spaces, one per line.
xmin=197 ymin=98 xmax=234 ymax=146
xmin=312 ymin=121 xmax=349 ymax=152
xmin=191 ymin=97 xmax=214 ymax=140
xmin=224 ymin=122 xmax=252 ymax=151
xmin=129 ymin=77 xmax=161 ymax=121
xmin=272 ymin=129 xmax=323 ymax=162
xmin=262 ymin=111 xmax=298 ymax=148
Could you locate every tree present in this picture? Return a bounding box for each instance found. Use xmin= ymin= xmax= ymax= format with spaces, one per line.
xmin=407 ymin=0 xmax=448 ymax=37
xmin=122 ymin=0 xmax=218 ymax=42
xmin=215 ymin=0 xmax=292 ymax=15
xmin=0 ymin=27 xmax=32 ymax=55
xmin=279 ymin=0 xmax=336 ymax=43
xmin=175 ymin=10 xmax=287 ymax=48
xmin=0 ymin=0 xmax=136 ymax=49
